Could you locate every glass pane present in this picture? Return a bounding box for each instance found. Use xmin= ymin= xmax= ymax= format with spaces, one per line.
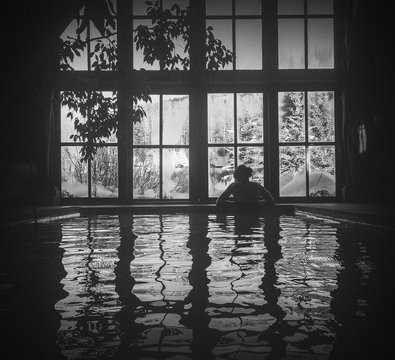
xmin=237 ymin=93 xmax=263 ymax=143
xmin=238 ymin=147 xmax=264 ymax=184
xmin=208 ymin=93 xmax=234 ymax=144
xmin=163 ymin=95 xmax=189 ymax=145
xmin=90 ymin=20 xmax=117 ymax=71
xmin=163 ymin=0 xmax=189 ymax=11
xmin=93 ymin=91 xmax=117 ymax=143
xmin=91 ymin=147 xmax=118 ymax=198
xmin=60 ymin=20 xmax=88 ymax=71
xmin=308 ymin=19 xmax=334 ymax=69
xmin=278 ymin=19 xmax=305 ymax=69
xmin=108 ymin=0 xmax=117 ymax=14
xmin=307 ymin=0 xmax=333 ymax=14
xmin=206 ymin=0 xmax=232 ymax=15
xmin=206 ymin=20 xmax=233 ymax=70
xmin=278 ymin=0 xmax=304 ymax=15
xmin=236 ymin=20 xmax=262 ymax=70
xmin=133 ymin=95 xmax=160 ymax=145
xmin=309 ymin=146 xmax=336 ymax=196
xmin=278 ymin=92 xmax=305 ymax=142
xmin=162 ymin=148 xmax=189 ymax=199
xmin=133 ymin=148 xmax=160 ymax=199
xmin=308 ymin=91 xmax=335 ymax=142
xmin=61 ymin=100 xmax=86 ymax=143
xmin=168 ymin=23 xmax=189 ymax=70
xmin=61 ymin=146 xmax=88 ymax=198
xmin=208 ymin=147 xmax=234 ymax=197
xmin=235 ymin=0 xmax=262 ymax=15
xmin=280 ymin=146 xmax=306 ymax=197
xmin=133 ymin=0 xmax=149 ymax=15
xmin=133 ymin=19 xmax=160 ymax=70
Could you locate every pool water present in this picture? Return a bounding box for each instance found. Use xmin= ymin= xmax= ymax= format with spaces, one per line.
xmin=1 ymin=210 xmax=394 ymax=360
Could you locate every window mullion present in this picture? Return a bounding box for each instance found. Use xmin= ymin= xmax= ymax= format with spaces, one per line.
xmin=117 ymin=0 xmax=133 ymax=203
xmin=159 ymin=95 xmax=163 ymax=199
xmin=234 ymin=92 xmax=238 ymax=168
xmin=305 ymin=90 xmax=310 ymax=197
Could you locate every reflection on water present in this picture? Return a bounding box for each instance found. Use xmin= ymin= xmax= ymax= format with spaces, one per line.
xmin=1 ymin=211 xmax=394 ymax=360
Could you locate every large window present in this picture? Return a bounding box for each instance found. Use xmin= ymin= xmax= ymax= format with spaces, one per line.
xmin=133 ymin=95 xmax=190 ymax=199
xmin=60 ymin=4 xmax=117 ymax=71
xmin=208 ymin=93 xmax=264 ymax=197
xmin=206 ymin=0 xmax=262 ymax=70
xmin=278 ymin=0 xmax=334 ymax=69
xmin=58 ymin=0 xmax=338 ymax=203
xmin=60 ymin=91 xmax=119 ymax=198
xmin=278 ymin=91 xmax=335 ymax=197
xmin=133 ymin=0 xmax=189 ymax=70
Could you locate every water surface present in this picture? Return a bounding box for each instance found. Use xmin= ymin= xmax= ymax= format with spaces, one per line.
xmin=1 ymin=211 xmax=394 ymax=359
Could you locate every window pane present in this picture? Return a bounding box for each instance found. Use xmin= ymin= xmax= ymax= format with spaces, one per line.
xmin=163 ymin=0 xmax=189 ymax=11
xmin=238 ymin=147 xmax=264 ymax=184
xmin=235 ymin=0 xmax=262 ymax=15
xmin=307 ymin=0 xmax=333 ymax=15
xmin=163 ymin=148 xmax=189 ymax=199
xmin=308 ymin=19 xmax=334 ymax=69
xmin=133 ymin=95 xmax=160 ymax=145
xmin=61 ymin=146 xmax=88 ymax=198
xmin=60 ymin=20 xmax=88 ymax=71
xmin=206 ymin=20 xmax=233 ymax=70
xmin=109 ymin=0 xmax=117 ymax=14
xmin=133 ymin=148 xmax=160 ymax=199
xmin=133 ymin=0 xmax=149 ymax=15
xmin=163 ymin=95 xmax=189 ymax=145
xmin=308 ymin=91 xmax=335 ymax=142
xmin=90 ymin=20 xmax=117 ymax=71
xmin=208 ymin=147 xmax=234 ymax=197
xmin=206 ymin=0 xmax=232 ymax=15
xmin=236 ymin=20 xmax=262 ymax=70
xmin=94 ymin=91 xmax=117 ymax=143
xmin=168 ymin=23 xmax=189 ymax=70
xmin=280 ymin=146 xmax=306 ymax=197
xmin=61 ymin=100 xmax=86 ymax=143
xmin=133 ymin=19 xmax=160 ymax=70
xmin=237 ymin=93 xmax=263 ymax=143
xmin=278 ymin=92 xmax=305 ymax=142
xmin=278 ymin=0 xmax=304 ymax=15
xmin=309 ymin=146 xmax=336 ymax=196
xmin=91 ymin=147 xmax=118 ymax=198
xmin=278 ymin=19 xmax=305 ymax=69
xmin=208 ymin=93 xmax=234 ymax=144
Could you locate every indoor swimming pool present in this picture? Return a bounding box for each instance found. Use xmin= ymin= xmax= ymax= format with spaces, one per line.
xmin=1 ymin=209 xmax=394 ymax=359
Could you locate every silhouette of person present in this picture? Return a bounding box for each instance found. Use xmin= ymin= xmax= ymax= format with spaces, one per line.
xmin=216 ymin=165 xmax=275 ymax=211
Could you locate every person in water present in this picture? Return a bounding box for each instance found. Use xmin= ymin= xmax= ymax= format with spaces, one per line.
xmin=216 ymin=165 xmax=275 ymax=210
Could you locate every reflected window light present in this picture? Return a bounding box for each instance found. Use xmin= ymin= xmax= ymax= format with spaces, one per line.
xmin=358 ymin=124 xmax=367 ymax=154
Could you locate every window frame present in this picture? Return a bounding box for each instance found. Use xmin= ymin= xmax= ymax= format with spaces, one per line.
xmin=275 ymin=88 xmax=337 ymax=200
xmin=131 ymin=93 xmax=191 ymax=201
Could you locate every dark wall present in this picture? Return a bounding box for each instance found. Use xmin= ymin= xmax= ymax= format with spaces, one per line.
xmin=340 ymin=0 xmax=395 ymax=202
xmin=1 ymin=0 xmax=82 ymax=204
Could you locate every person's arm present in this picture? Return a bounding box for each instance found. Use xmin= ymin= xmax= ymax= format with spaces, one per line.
xmin=257 ymin=184 xmax=275 ymax=206
xmin=216 ymin=184 xmax=233 ymax=206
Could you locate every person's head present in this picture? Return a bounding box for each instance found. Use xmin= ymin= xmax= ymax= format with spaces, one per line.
xmin=233 ymin=165 xmax=253 ymax=182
